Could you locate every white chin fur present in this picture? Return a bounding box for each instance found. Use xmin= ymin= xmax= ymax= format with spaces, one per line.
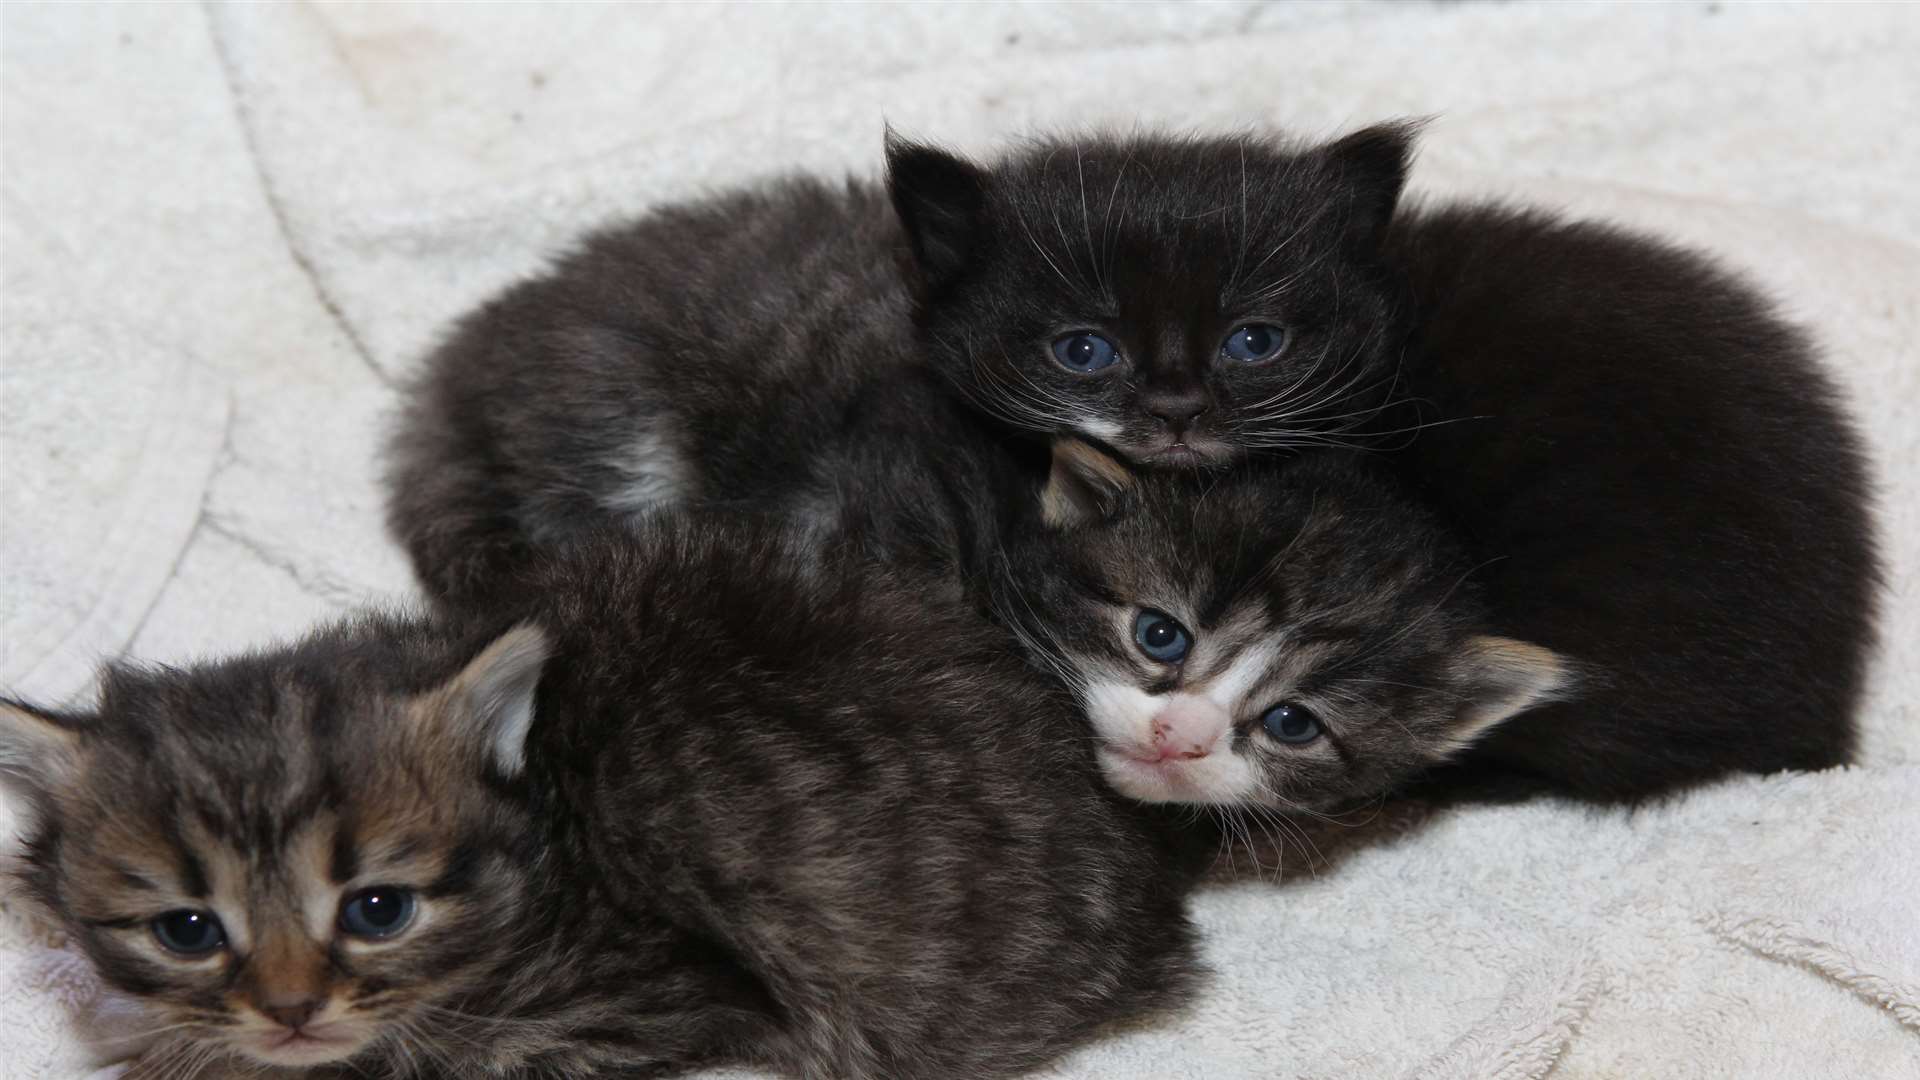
xmin=1098 ymin=747 xmax=1261 ymax=806
xmin=1082 ymin=680 xmax=1263 ymax=805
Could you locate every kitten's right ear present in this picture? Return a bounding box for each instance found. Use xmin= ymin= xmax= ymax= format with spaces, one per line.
xmin=1442 ymin=636 xmax=1571 ymax=755
xmin=1319 ymin=118 xmax=1423 ymax=251
xmin=1041 ymin=439 xmax=1138 ymax=528
xmin=885 ymin=129 xmax=988 ymax=293
xmin=425 ymin=623 xmax=552 ymax=777
xmin=0 ymin=697 xmax=84 ymax=791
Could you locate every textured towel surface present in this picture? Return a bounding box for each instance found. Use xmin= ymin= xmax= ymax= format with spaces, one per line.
xmin=3 ymin=3 xmax=1917 ymax=1077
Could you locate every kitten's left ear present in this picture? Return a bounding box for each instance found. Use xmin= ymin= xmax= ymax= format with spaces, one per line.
xmin=0 ymin=696 xmax=85 ymax=793
xmin=1319 ymin=119 xmax=1424 ymax=251
xmin=1041 ymin=438 xmax=1138 ymax=528
xmin=1443 ymin=636 xmax=1571 ymax=754
xmin=428 ymin=623 xmax=552 ymax=777
xmin=886 ymin=129 xmax=988 ymax=293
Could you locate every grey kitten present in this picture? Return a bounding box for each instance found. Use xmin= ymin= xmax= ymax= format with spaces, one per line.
xmin=386 ymin=175 xmax=1045 ymax=608
xmin=0 ymin=516 xmax=1204 ymax=1079
xmin=998 ymin=441 xmax=1568 ymax=814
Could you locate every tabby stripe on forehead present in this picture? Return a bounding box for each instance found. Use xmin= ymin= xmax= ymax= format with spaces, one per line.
xmin=330 ymin=815 xmax=359 ymax=884
xmin=168 ymin=827 xmax=211 ymax=899
xmin=81 ymin=915 xmax=145 ymax=930
xmin=426 ymin=837 xmax=489 ymax=897
xmin=84 ymin=940 xmax=165 ymax=997
xmin=111 ymin=861 xmax=160 ymax=892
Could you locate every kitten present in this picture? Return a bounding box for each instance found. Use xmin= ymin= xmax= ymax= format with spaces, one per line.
xmin=889 ymin=124 xmax=1414 ymax=464
xmin=0 ymin=517 xmax=1205 ymax=1079
xmin=1375 ymin=204 xmax=1878 ymax=799
xmin=385 ymin=124 xmax=1408 ymax=606
xmin=997 ymin=440 xmax=1569 ymax=814
xmin=386 ymin=176 xmax=1047 ymax=607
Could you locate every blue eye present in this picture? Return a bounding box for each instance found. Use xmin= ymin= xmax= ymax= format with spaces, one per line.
xmin=339 ymin=886 xmax=417 ymax=939
xmin=151 ymin=909 xmax=226 ymax=955
xmin=1132 ymin=610 xmax=1192 ymax=663
xmin=1051 ymin=333 xmax=1120 ymax=373
xmin=1261 ymin=702 xmax=1322 ymax=744
xmin=1221 ymin=323 xmax=1289 ymax=363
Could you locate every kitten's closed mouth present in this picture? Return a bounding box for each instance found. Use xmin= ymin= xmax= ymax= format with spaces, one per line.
xmin=1100 ymin=746 xmax=1210 ymax=803
xmin=251 ymin=1024 xmax=363 ymax=1066
xmin=1137 ymin=440 xmax=1230 ymax=468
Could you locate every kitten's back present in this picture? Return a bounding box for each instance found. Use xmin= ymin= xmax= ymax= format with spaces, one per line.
xmin=385 ymin=177 xmax=1043 ymax=608
xmin=508 ymin=520 xmax=1208 ymax=1077
xmin=1386 ymin=203 xmax=1879 ymax=797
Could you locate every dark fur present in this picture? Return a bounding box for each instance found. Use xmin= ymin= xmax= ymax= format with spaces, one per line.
xmin=889 ymin=125 xmax=1414 ymax=465
xmin=385 ymin=178 xmax=1045 ymax=609
xmin=2 ymin=519 xmax=1205 ymax=1078
xmin=1378 ymin=204 xmax=1880 ymax=798
xmin=893 ymin=127 xmax=1879 ymax=799
xmin=386 ymin=124 xmax=1878 ymax=802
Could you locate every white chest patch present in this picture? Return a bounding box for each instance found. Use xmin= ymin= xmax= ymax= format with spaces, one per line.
xmin=1076 ymin=416 xmax=1123 ymax=440
xmin=600 ymin=427 xmax=688 ymax=515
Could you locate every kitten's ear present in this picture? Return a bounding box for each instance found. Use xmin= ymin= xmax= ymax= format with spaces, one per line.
xmin=431 ymin=623 xmax=552 ymax=777
xmin=1041 ymin=439 xmax=1138 ymax=528
xmin=886 ymin=129 xmax=988 ymax=293
xmin=1443 ymin=636 xmax=1570 ymax=753
xmin=1319 ymin=119 xmax=1423 ymax=251
xmin=0 ymin=696 xmax=84 ymax=792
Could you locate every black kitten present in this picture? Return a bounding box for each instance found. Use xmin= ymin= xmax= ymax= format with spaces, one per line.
xmin=1 ymin=518 xmax=1204 ymax=1079
xmin=889 ymin=124 xmax=1415 ymax=465
xmin=1377 ymin=205 xmax=1879 ymax=799
xmin=386 ymin=177 xmax=1045 ymax=607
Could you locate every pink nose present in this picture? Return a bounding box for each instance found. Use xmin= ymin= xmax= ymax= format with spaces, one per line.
xmin=1148 ymin=698 xmax=1227 ymax=761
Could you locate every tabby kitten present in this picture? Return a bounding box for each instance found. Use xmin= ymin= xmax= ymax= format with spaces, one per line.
xmin=998 ymin=441 xmax=1569 ymax=813
xmin=0 ymin=517 xmax=1204 ymax=1079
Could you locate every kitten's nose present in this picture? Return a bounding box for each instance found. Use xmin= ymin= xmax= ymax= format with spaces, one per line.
xmin=1149 ymin=698 xmax=1228 ymax=761
xmin=259 ymin=995 xmax=323 ymax=1031
xmin=1142 ymin=389 xmax=1210 ymax=429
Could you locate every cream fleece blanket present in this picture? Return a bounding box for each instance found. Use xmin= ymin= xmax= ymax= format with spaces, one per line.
xmin=3 ymin=3 xmax=1917 ymax=1077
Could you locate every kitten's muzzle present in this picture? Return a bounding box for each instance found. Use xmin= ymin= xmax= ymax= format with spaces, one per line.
xmin=260 ymin=995 xmax=323 ymax=1032
xmin=1142 ymin=388 xmax=1210 ymax=429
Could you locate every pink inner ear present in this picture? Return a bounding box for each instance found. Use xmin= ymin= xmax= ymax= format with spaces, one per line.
xmin=1452 ymin=636 xmax=1571 ymax=746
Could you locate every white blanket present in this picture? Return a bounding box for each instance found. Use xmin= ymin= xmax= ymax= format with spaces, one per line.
xmin=3 ymin=3 xmax=1916 ymax=1077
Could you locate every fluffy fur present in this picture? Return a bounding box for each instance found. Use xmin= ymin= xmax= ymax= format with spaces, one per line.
xmin=386 ymin=123 xmax=1879 ymax=803
xmin=0 ymin=517 xmax=1206 ymax=1079
xmin=1379 ymin=204 xmax=1879 ymax=798
xmin=385 ymin=177 xmax=1045 ymax=608
xmin=888 ymin=124 xmax=1415 ymax=465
